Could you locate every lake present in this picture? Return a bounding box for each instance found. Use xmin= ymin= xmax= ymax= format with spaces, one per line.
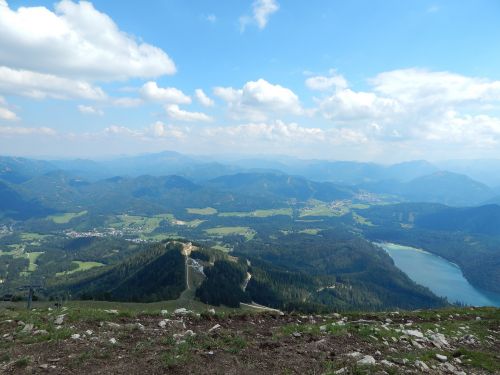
xmin=378 ymin=242 xmax=500 ymax=307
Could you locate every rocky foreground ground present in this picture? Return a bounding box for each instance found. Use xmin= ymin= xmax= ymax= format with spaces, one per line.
xmin=0 ymin=304 xmax=498 ymax=374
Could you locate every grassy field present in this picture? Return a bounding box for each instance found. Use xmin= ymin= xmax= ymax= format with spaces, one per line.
xmin=352 ymin=212 xmax=374 ymax=226
xmin=187 ymin=207 xmax=218 ymax=215
xmin=205 ymin=226 xmax=256 ymax=241
xmin=26 ymin=252 xmax=44 ymax=272
xmin=299 ymin=200 xmax=350 ymax=217
xmin=19 ymin=232 xmax=50 ymax=242
xmin=47 ymin=211 xmax=88 ymax=224
xmin=112 ymin=214 xmax=174 ymax=233
xmin=298 ymin=228 xmax=321 ymax=235
xmin=56 ymin=261 xmax=105 ymax=277
xmin=218 ymin=208 xmax=292 ymax=218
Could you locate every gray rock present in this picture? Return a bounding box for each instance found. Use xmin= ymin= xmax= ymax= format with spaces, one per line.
xmin=357 ymin=355 xmax=376 ymax=366
xmin=21 ymin=323 xmax=34 ymax=333
xmin=54 ymin=315 xmax=65 ymax=325
xmin=415 ymin=360 xmax=430 ymax=372
xmin=435 ymin=354 xmax=447 ymax=362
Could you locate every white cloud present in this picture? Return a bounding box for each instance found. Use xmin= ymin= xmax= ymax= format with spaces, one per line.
xmin=78 ymin=104 xmax=103 ymax=115
xmin=305 ymin=70 xmax=348 ymax=92
xmin=319 ymin=89 xmax=401 ymax=122
xmin=0 ymin=96 xmax=18 ymax=121
xmin=370 ymin=68 xmax=500 ymax=106
xmin=240 ymin=0 xmax=279 ymax=31
xmin=0 ymin=66 xmax=106 ymax=100
xmin=0 ymin=125 xmax=56 ymax=136
xmin=112 ymin=97 xmax=143 ymax=108
xmin=214 ymin=78 xmax=302 ymax=121
xmin=205 ymin=14 xmax=216 ymax=23
xmin=149 ymin=121 xmax=186 ymax=139
xmin=0 ymin=0 xmax=175 ymax=81
xmin=165 ymin=104 xmax=213 ymax=122
xmin=204 ymin=120 xmax=324 ymax=142
xmin=314 ymin=68 xmax=500 ymax=149
xmin=140 ymin=81 xmax=191 ymax=104
xmin=195 ymin=89 xmax=214 ymax=107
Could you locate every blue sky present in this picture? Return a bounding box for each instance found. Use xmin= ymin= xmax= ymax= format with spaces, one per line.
xmin=1 ymin=0 xmax=500 ymax=161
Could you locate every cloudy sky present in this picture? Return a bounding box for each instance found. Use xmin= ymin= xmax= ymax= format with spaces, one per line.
xmin=1 ymin=0 xmax=500 ymax=162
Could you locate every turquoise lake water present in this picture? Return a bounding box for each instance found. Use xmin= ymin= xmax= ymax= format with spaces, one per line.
xmin=378 ymin=243 xmax=500 ymax=307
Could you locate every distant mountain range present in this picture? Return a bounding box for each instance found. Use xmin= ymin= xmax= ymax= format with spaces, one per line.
xmin=2 ymin=152 xmax=500 ymax=210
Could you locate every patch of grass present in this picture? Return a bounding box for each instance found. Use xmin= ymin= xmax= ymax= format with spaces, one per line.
xmin=47 ymin=211 xmax=88 ymax=224
xmin=162 ymin=339 xmax=193 ymax=368
xmin=26 ymin=251 xmax=44 ymax=272
xmin=187 ymin=207 xmax=217 ymax=215
xmin=56 ymin=260 xmax=105 ymax=276
xmin=352 ymin=212 xmax=374 ymax=226
xmin=219 ymin=208 xmax=292 ymax=218
xmin=299 ymin=200 xmax=350 ymax=218
xmin=454 ymin=348 xmax=500 ymax=372
xmin=13 ymin=356 xmax=30 ymax=368
xmin=0 ymin=352 xmax=10 ymax=363
xmin=299 ymin=228 xmax=321 ymax=235
xmin=205 ymin=226 xmax=256 ymax=241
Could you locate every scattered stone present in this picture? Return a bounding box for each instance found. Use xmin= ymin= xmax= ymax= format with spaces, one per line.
xmin=334 ymin=368 xmax=347 ymax=374
xmin=415 ymin=360 xmax=430 ymax=372
xmin=106 ymin=322 xmax=121 ymax=329
xmin=54 ymin=315 xmax=65 ymax=325
xmin=160 ymin=309 xmax=169 ymax=316
xmin=71 ymin=333 xmax=81 ymax=340
xmin=39 ymin=364 xmax=49 ymax=370
xmin=208 ymin=324 xmax=221 ymax=333
xmin=411 ymin=339 xmax=424 ymax=349
xmin=429 ymin=332 xmax=449 ymax=348
xmin=319 ymin=325 xmax=327 ymax=332
xmin=357 ymin=355 xmax=376 ymax=366
xmin=380 ymin=359 xmax=394 ymax=367
xmin=207 ymin=308 xmax=216 ymax=315
xmin=85 ymin=330 xmax=93 ymax=336
xmin=158 ymin=320 xmax=168 ymax=329
xmin=475 ymin=316 xmax=481 ymax=321
xmin=346 ymin=351 xmax=362 ymax=359
xmin=403 ymin=329 xmax=423 ymax=338
xmin=34 ymin=329 xmax=49 ymax=335
xmin=21 ymin=323 xmax=34 ymax=333
xmin=109 ymin=338 xmax=117 ymax=344
xmin=104 ymin=309 xmax=119 ymax=315
xmin=174 ymin=308 xmax=191 ymax=316
xmin=292 ymin=332 xmax=301 ymax=338
xmin=435 ymin=354 xmax=448 ymax=362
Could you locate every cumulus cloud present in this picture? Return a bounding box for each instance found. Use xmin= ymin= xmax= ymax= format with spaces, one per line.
xmin=0 ymin=66 xmax=106 ymax=100
xmin=0 ymin=0 xmax=175 ymax=80
xmin=149 ymin=121 xmax=186 ymax=139
xmin=305 ymin=70 xmax=348 ymax=92
xmin=77 ymin=104 xmax=103 ymax=115
xmin=314 ymin=68 xmax=500 ymax=148
xmin=204 ymin=120 xmax=323 ymax=142
xmin=165 ymin=104 xmax=213 ymax=122
xmin=240 ymin=0 xmax=279 ymax=31
xmin=140 ymin=81 xmax=191 ymax=104
xmin=0 ymin=96 xmax=18 ymax=121
xmin=195 ymin=89 xmax=214 ymax=107
xmin=214 ymin=79 xmax=302 ymax=121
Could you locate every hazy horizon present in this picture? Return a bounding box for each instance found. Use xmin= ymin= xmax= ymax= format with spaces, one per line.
xmin=1 ymin=0 xmax=500 ymax=162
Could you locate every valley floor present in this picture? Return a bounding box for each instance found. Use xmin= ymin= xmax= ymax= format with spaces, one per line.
xmin=0 ymin=302 xmax=498 ymax=374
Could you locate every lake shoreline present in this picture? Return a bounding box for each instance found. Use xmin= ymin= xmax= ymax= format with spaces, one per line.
xmin=376 ymin=242 xmax=500 ymax=307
